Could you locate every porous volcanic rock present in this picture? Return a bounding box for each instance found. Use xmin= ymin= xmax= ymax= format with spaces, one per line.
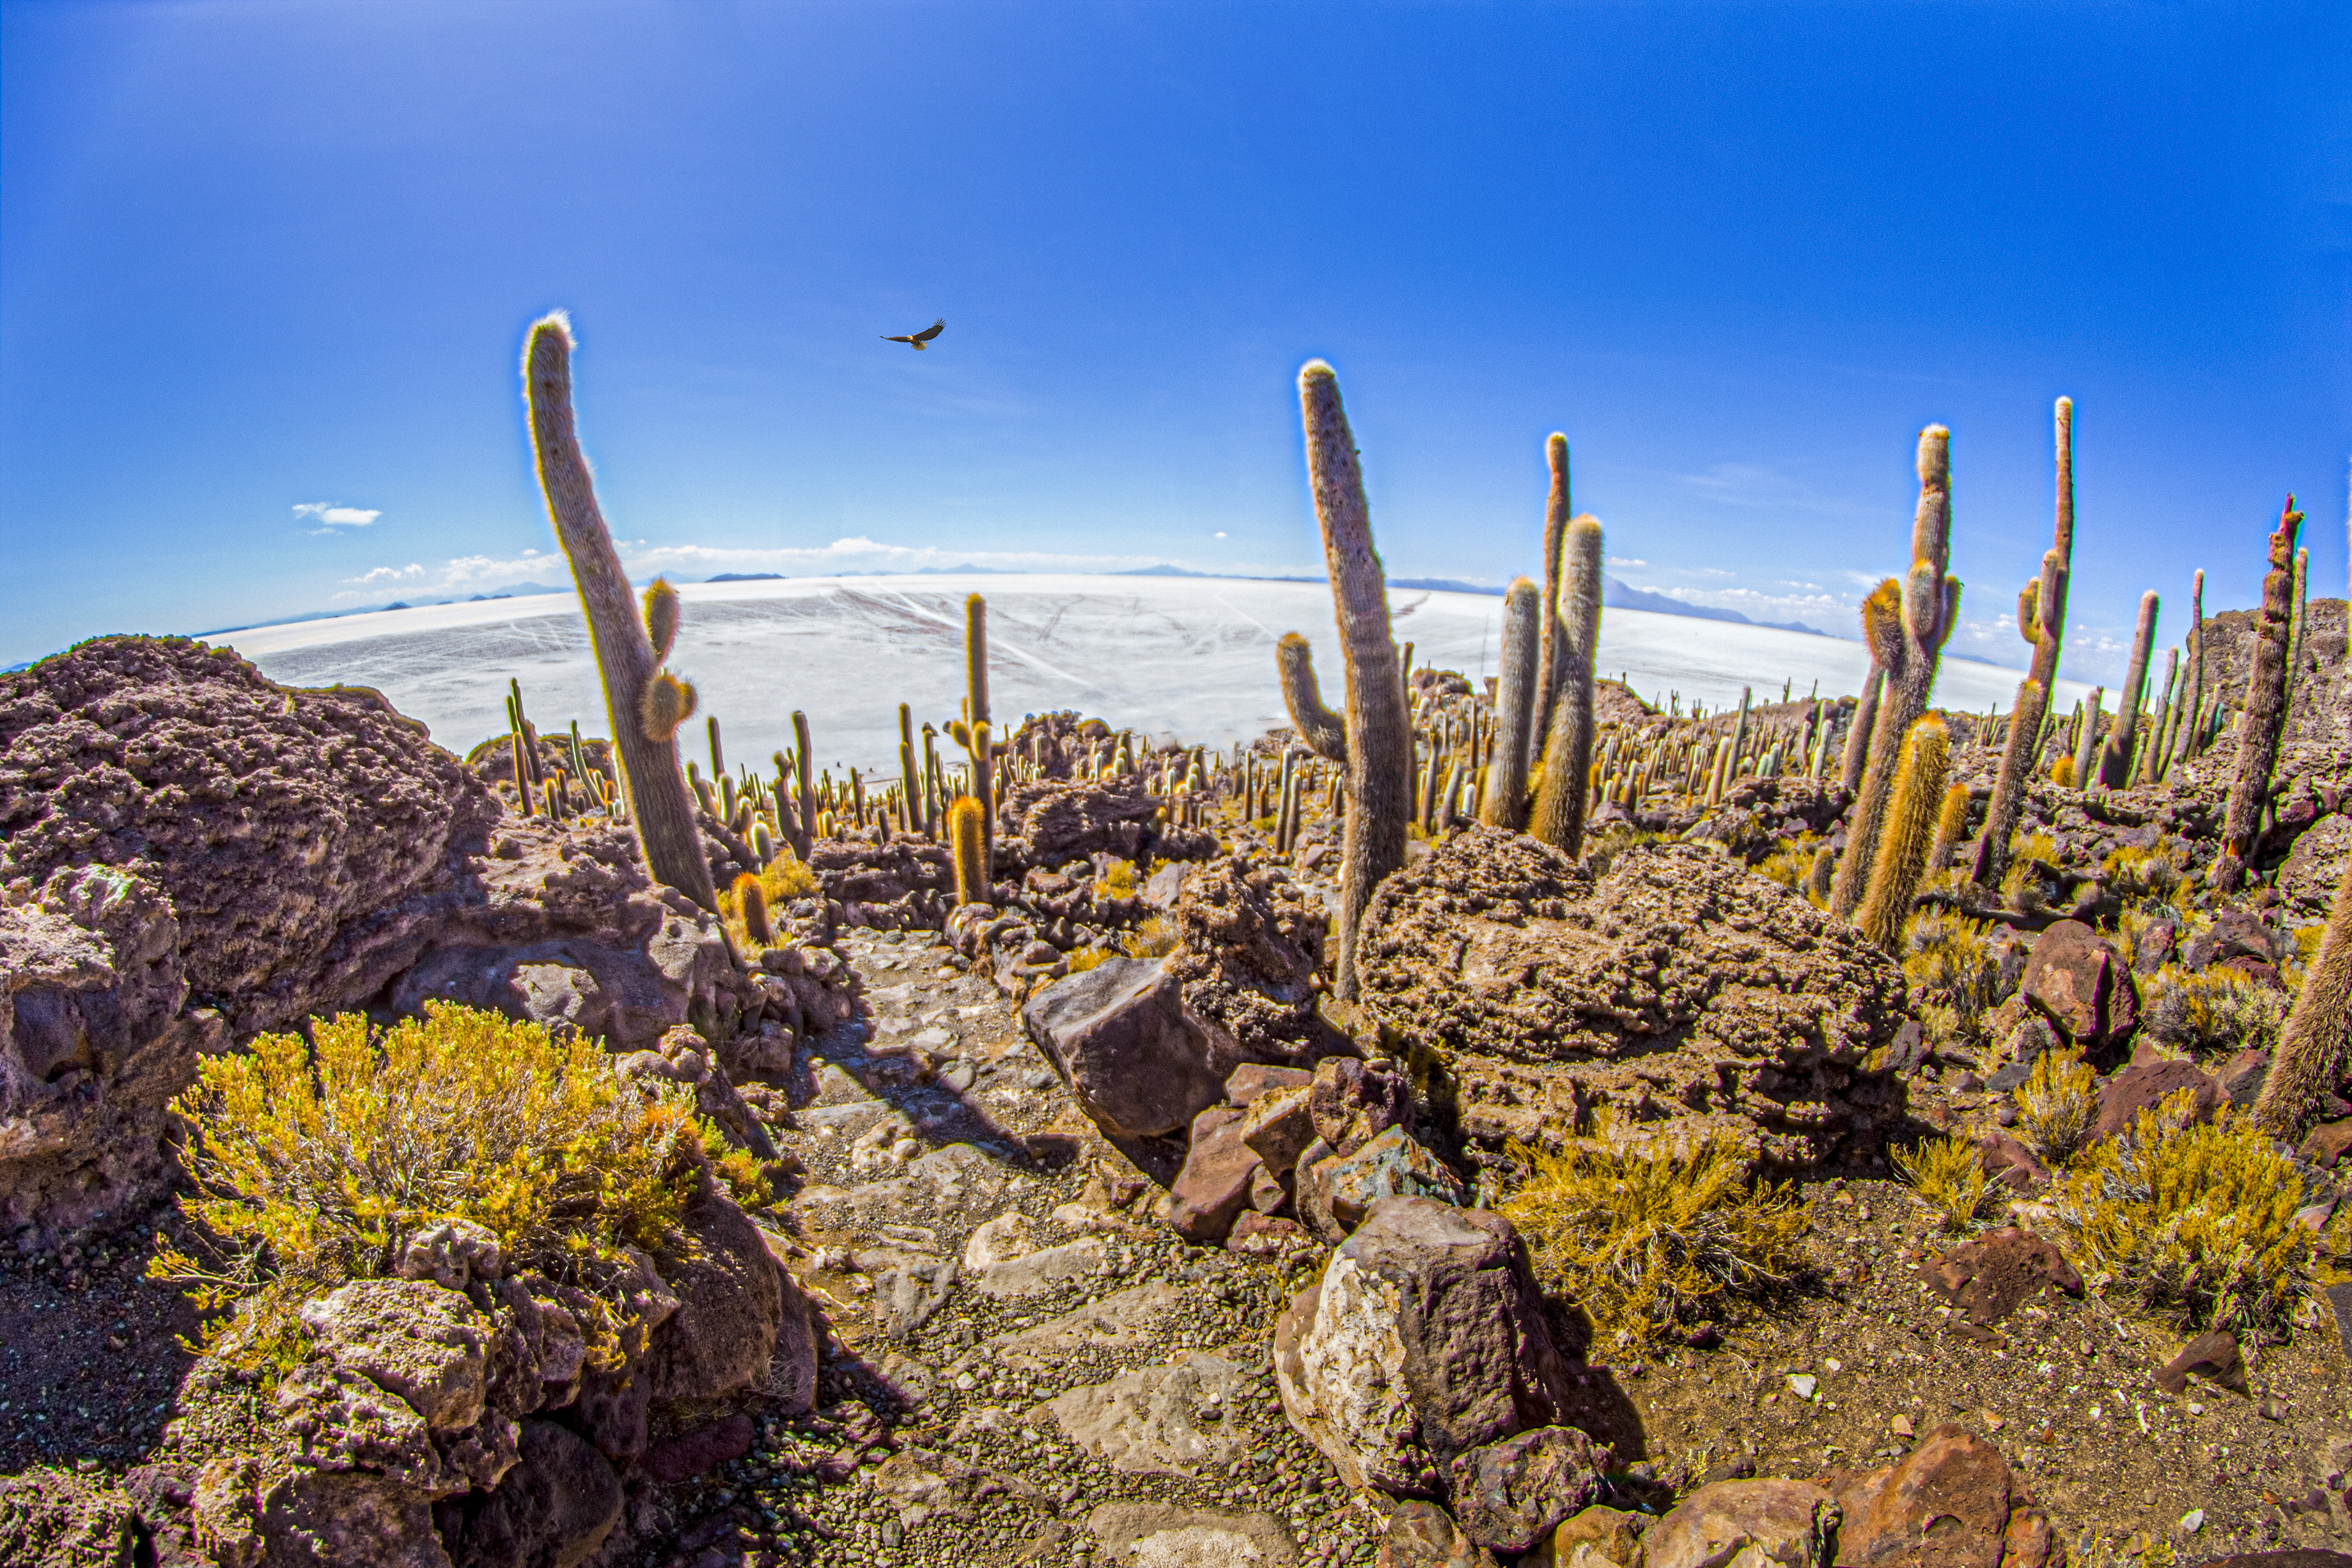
xmin=999 ymin=776 xmax=1217 ymax=868
xmin=1164 ymin=855 xmax=1344 ymax=1066
xmin=0 ymin=636 xmax=496 ymax=1030
xmin=1355 ymin=828 xmax=1912 ymax=1172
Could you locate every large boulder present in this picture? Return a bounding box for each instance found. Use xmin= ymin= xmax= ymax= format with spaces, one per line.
xmin=1274 ymin=1197 xmax=1579 ymax=1496
xmin=1355 ymin=829 xmax=1912 ymax=1172
xmin=1822 ymin=1423 xmax=2060 ymax=1567
xmin=1021 ymin=956 xmax=1234 ymax=1140
xmin=1644 ymin=1480 xmax=1838 ymax=1568
xmin=1001 ymin=776 xmax=1217 ymax=867
xmin=2018 ymin=920 xmax=2140 ymax=1057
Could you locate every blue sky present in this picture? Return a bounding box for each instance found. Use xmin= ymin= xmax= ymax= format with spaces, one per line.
xmin=3 ymin=0 xmax=2346 ymax=679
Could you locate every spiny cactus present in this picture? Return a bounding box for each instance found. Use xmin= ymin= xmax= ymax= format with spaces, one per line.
xmin=2252 ymin=857 xmax=2352 ymax=1141
xmin=1972 ymin=399 xmax=2075 ymax=885
xmin=644 ymin=580 xmax=680 ymax=662
xmin=735 ymin=872 xmax=774 ymax=945
xmin=2220 ymin=496 xmax=2305 ymax=885
xmin=1277 ymin=633 xmax=1349 ymax=765
xmin=523 ymin=315 xmax=714 ymax=911
xmin=1298 ymin=361 xmax=1410 ymax=1002
xmin=1529 ymin=515 xmax=1603 ymax=857
xmin=2286 ymin=545 xmax=2310 ymax=707
xmin=2070 ymin=685 xmax=2105 ymax=789
xmin=1477 ymin=577 xmax=1542 ymax=828
xmin=1841 ymin=578 xmax=1902 ymax=793
xmin=1931 ymin=779 xmax=1974 ymax=865
xmin=1829 ymin=428 xmax=1958 ymax=924
xmin=2098 ymin=591 xmax=2159 ymax=787
xmin=790 ymin=711 xmax=816 ymax=860
xmin=2143 ymin=645 xmax=2181 ymax=784
xmin=963 ymin=595 xmax=997 ymax=879
xmin=1855 ymin=718 xmax=1951 ymax=950
xmin=948 ymin=795 xmax=989 ymax=908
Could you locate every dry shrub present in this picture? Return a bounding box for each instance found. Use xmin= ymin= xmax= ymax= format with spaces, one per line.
xmin=152 ymin=1002 xmax=766 ymax=1376
xmin=1892 ymin=1133 xmax=2002 ymax=1234
xmin=1500 ymin=1126 xmax=1809 ymax=1352
xmin=2101 ymin=842 xmax=2181 ymax=902
xmin=718 ymin=852 xmax=820 ymax=953
xmin=2142 ymin=965 xmax=2288 ymax=1057
xmin=1754 ymin=833 xmax=1821 ymax=893
xmin=2052 ymin=1093 xmax=2346 ymax=1331
xmin=1123 ymin=914 xmax=1181 ymax=958
xmin=1064 ymin=946 xmax=1112 ymax=974
xmin=2016 ymin=1046 xmax=2100 ymax=1167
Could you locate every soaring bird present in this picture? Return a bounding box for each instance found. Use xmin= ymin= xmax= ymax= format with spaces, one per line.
xmin=882 ymin=318 xmax=945 ymax=350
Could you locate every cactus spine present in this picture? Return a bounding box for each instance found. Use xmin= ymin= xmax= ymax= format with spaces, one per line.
xmin=2219 ymin=497 xmax=2305 ymax=885
xmin=2252 ymin=857 xmax=2352 ymax=1141
xmin=2098 ymin=591 xmax=2159 ymax=786
xmin=1972 ymin=398 xmax=2075 ymax=886
xmin=1297 ymin=361 xmax=1410 ymax=1002
xmin=1277 ymin=633 xmax=1350 ymax=765
xmin=948 ymin=796 xmax=990 ymax=908
xmin=1530 ymin=516 xmax=1603 ymax=857
xmin=1829 ymin=428 xmax=1958 ymax=923
xmin=1854 ymin=718 xmax=1951 ymax=950
xmin=1477 ymin=577 xmax=1542 ymax=828
xmin=523 ymin=314 xmax=715 ymax=912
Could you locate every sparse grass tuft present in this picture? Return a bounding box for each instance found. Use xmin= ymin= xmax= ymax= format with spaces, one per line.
xmin=151 ymin=1002 xmax=765 ymax=1379
xmin=2101 ymin=843 xmax=2181 ymax=901
xmin=719 ymin=853 xmax=820 ymax=952
xmin=2052 ymin=1097 xmax=2344 ymax=1331
xmin=1092 ymin=860 xmax=1137 ymax=900
xmin=1754 ymin=834 xmax=1821 ymax=894
xmin=1901 ymin=908 xmax=1998 ymax=1025
xmin=2016 ymin=1046 xmax=2101 ymax=1167
xmin=2011 ymin=830 xmax=2060 ymax=867
xmin=1064 ymin=946 xmax=1112 ymax=974
xmin=2142 ymin=965 xmax=2287 ymax=1057
xmin=1500 ymin=1125 xmax=1809 ymax=1352
xmin=1892 ymin=1132 xmax=2003 ymax=1234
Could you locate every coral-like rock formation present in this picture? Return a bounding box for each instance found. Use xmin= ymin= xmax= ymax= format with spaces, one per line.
xmin=1355 ymin=827 xmax=1912 ymax=1170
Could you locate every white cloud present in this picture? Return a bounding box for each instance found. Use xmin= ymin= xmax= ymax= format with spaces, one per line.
xmin=1607 ymin=556 xmax=1647 ymax=568
xmin=343 ymin=563 xmax=424 ymax=586
xmin=295 ymin=502 xmax=382 ymax=527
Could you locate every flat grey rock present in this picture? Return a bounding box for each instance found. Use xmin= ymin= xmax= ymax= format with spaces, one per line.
xmin=1038 ymin=1351 xmax=1250 ymax=1477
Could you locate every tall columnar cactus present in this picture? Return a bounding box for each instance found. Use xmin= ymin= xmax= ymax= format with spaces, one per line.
xmin=2253 ymin=858 xmax=2352 ymax=1141
xmin=2098 ymin=591 xmax=2160 ymax=788
xmin=2181 ymin=569 xmax=2206 ymax=761
xmin=948 ymin=796 xmax=990 ymax=908
xmin=1972 ymin=398 xmax=2075 ymax=886
xmin=2220 ymin=497 xmax=2305 ymax=885
xmin=1297 ymin=361 xmax=1410 ymax=1002
xmin=898 ymin=704 xmax=924 ymax=837
xmin=1477 ymin=577 xmax=1542 ymax=829
xmin=963 ymin=594 xmax=997 ymax=877
xmin=1841 ymin=578 xmax=1903 ymax=793
xmin=1532 ymin=433 xmax=1573 ymax=750
xmin=523 ymin=314 xmax=715 ymax=912
xmin=1277 ymin=633 xmax=1350 ymax=765
xmin=2142 ymin=646 xmax=2180 ymax=784
xmin=2286 ymin=545 xmax=2310 ymax=708
xmin=2070 ymin=687 xmax=2105 ymax=789
xmin=1530 ymin=516 xmax=1604 ymax=857
xmin=1829 ymin=427 xmax=1958 ymax=923
xmin=1855 ymin=717 xmax=1951 ymax=950
xmin=790 ymin=710 xmax=816 ymax=860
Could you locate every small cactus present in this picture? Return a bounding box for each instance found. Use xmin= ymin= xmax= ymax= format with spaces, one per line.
xmin=644 ymin=580 xmax=680 ymax=662
xmin=2220 ymin=497 xmax=2305 ymax=884
xmin=949 ymin=795 xmax=990 ymax=908
xmin=1841 ymin=578 xmax=1902 ymax=793
xmin=2098 ymin=590 xmax=2159 ymax=787
xmin=735 ymin=872 xmax=774 ymax=947
xmin=1855 ymin=718 xmax=1951 ymax=950
xmin=639 ymin=671 xmax=697 ymax=744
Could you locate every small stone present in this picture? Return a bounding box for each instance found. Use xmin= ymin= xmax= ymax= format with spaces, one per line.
xmin=1980 ymin=1410 xmax=2004 ymax=1431
xmin=1889 ymin=1414 xmax=1914 ymax=1438
xmin=1787 ymin=1374 xmax=1818 ymax=1401
xmin=2179 ymin=1509 xmax=2204 ymax=1533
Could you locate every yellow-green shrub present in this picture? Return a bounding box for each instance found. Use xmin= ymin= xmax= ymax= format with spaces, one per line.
xmin=1093 ymin=859 xmax=1137 ymax=900
xmin=1123 ymin=914 xmax=1181 ymax=958
xmin=2052 ymin=1096 xmax=2337 ymax=1331
xmin=2016 ymin=1046 xmax=2100 ymax=1167
xmin=1754 ymin=834 xmax=1820 ymax=893
xmin=1902 ymin=908 xmax=1997 ymax=1022
xmin=718 ymin=853 xmax=820 ymax=953
xmin=2011 ymin=830 xmax=2060 ymax=867
xmin=1500 ymin=1127 xmax=1809 ymax=1352
xmin=1892 ymin=1133 xmax=2002 ymax=1234
xmin=2101 ymin=843 xmax=2181 ymax=902
xmin=152 ymin=1003 xmax=765 ymax=1375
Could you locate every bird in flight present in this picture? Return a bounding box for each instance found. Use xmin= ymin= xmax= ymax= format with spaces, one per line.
xmin=882 ymin=318 xmax=945 ymax=350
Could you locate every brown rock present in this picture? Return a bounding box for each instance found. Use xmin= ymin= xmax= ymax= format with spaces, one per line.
xmin=1378 ymin=1500 xmax=1500 ymax=1567
xmin=2020 ymin=919 xmax=2140 ymax=1050
xmin=1825 ymin=1422 xmax=2050 ymax=1568
xmin=1445 ymin=1425 xmax=1611 ymax=1553
xmin=2154 ymin=1329 xmax=2248 ymax=1396
xmin=1318 ymin=1125 xmax=1465 ymax=1236
xmin=1226 ymin=1212 xmax=1311 ymax=1260
xmin=639 ymin=1414 xmax=754 ymax=1485
xmin=0 ymin=1466 xmax=139 ymax=1568
xmin=1975 ymin=1133 xmax=2050 ymax=1194
xmin=1241 ymin=1086 xmax=1319 ymax=1176
xmin=1355 ymin=830 xmax=1911 ymax=1172
xmin=1167 ymin=1106 xmax=1263 ymax=1244
xmin=1164 ymin=855 xmax=1343 ymax=1064
xmin=1226 ymin=1062 xmax=1314 ymax=1107
xmin=2092 ymin=1059 xmax=2223 ymax=1144
xmin=1311 ymin=1056 xmax=1415 ymax=1157
xmin=1527 ymin=1504 xmax=1645 ymax=1567
xmin=1020 ymin=957 xmax=1229 ymax=1140
xmin=2299 ymin=1117 xmax=2352 ymax=1168
xmin=1919 ymin=1229 xmax=2083 ymax=1326
xmin=437 ymin=1419 xmax=622 ymax=1568
xmin=1646 ymin=1479 xmax=1838 ymax=1568
xmin=2181 ymin=910 xmax=2285 ymax=970
xmin=1274 ymin=1197 xmax=1578 ymax=1495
